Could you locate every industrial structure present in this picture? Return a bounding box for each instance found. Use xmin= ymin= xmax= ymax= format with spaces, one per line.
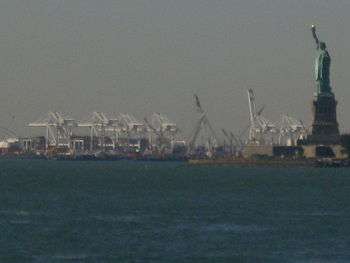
xmin=28 ymin=112 xmax=76 ymax=154
xmin=187 ymin=94 xmax=219 ymax=158
xmin=0 ymin=81 xmax=346 ymax=163
xmin=247 ymin=89 xmax=277 ymax=145
xmin=0 ymin=25 xmax=348 ymax=165
xmin=22 ymin=111 xmax=186 ymax=159
xmin=0 ymin=81 xmax=344 ymax=162
xmin=278 ymin=115 xmax=306 ymax=146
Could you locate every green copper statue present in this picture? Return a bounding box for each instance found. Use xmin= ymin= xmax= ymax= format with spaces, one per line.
xmin=311 ymin=25 xmax=332 ymax=95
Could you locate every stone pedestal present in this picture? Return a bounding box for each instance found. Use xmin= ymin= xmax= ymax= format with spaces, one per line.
xmin=307 ymin=93 xmax=340 ymax=145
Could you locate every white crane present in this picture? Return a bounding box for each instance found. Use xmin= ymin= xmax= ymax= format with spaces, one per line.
xmin=28 ymin=111 xmax=76 ymax=152
xmin=78 ymin=112 xmax=116 ymax=152
xmin=144 ymin=113 xmax=180 ymax=151
xmin=188 ymin=94 xmax=218 ymax=156
xmin=116 ymin=113 xmax=146 ymax=151
xmin=118 ymin=114 xmax=145 ymax=136
xmin=279 ymin=115 xmax=306 ymax=146
xmin=247 ymin=89 xmax=277 ymax=145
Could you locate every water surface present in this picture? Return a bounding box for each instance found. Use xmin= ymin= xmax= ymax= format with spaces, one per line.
xmin=0 ymin=160 xmax=349 ymax=262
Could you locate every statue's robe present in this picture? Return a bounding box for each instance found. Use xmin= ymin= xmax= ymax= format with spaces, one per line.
xmin=315 ymin=49 xmax=331 ymax=94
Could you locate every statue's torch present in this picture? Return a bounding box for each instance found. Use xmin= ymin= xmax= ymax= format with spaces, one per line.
xmin=311 ymin=24 xmax=318 ymax=44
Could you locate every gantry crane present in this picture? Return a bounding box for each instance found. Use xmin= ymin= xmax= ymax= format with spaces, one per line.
xmin=247 ymin=89 xmax=277 ymax=145
xmin=144 ymin=113 xmax=179 ymax=151
xmin=279 ymin=115 xmax=306 ymax=146
xmin=28 ymin=111 xmax=76 ymax=152
xmin=78 ymin=112 xmax=116 ymax=152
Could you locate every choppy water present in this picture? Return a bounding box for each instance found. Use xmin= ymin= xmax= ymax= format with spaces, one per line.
xmin=0 ymin=160 xmax=349 ymax=262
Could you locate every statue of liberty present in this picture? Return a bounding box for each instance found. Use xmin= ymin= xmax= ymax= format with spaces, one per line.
xmin=311 ymin=25 xmax=332 ymax=95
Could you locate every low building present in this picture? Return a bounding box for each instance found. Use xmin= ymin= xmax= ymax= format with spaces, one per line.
xmin=19 ymin=136 xmax=46 ymax=153
xmin=242 ymin=144 xmax=273 ymax=158
xmin=273 ymin=146 xmax=304 ymax=158
xmin=0 ymin=138 xmax=22 ymax=155
xmin=302 ymin=145 xmax=347 ymax=159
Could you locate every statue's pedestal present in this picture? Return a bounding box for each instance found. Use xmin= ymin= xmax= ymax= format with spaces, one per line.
xmin=307 ymin=93 xmax=340 ymax=145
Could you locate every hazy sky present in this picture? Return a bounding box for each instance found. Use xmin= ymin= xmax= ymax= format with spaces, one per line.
xmin=1 ymin=0 xmax=350 ymax=137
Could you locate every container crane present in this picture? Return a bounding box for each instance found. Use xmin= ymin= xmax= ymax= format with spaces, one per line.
xmin=279 ymin=115 xmax=306 ymax=146
xmin=78 ymin=112 xmax=114 ymax=152
xmin=117 ymin=113 xmax=146 ymax=151
xmin=28 ymin=111 xmax=76 ymax=153
xmin=247 ymin=89 xmax=277 ymax=145
xmin=144 ymin=113 xmax=180 ymax=152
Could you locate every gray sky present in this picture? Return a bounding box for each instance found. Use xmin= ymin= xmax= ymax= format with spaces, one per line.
xmin=1 ymin=0 xmax=350 ymax=137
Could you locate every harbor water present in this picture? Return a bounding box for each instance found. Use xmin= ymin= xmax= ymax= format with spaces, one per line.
xmin=0 ymin=160 xmax=349 ymax=262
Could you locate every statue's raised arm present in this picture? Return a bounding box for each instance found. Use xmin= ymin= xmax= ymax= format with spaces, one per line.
xmin=311 ymin=25 xmax=331 ymax=94
xmin=311 ymin=25 xmax=320 ymax=48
